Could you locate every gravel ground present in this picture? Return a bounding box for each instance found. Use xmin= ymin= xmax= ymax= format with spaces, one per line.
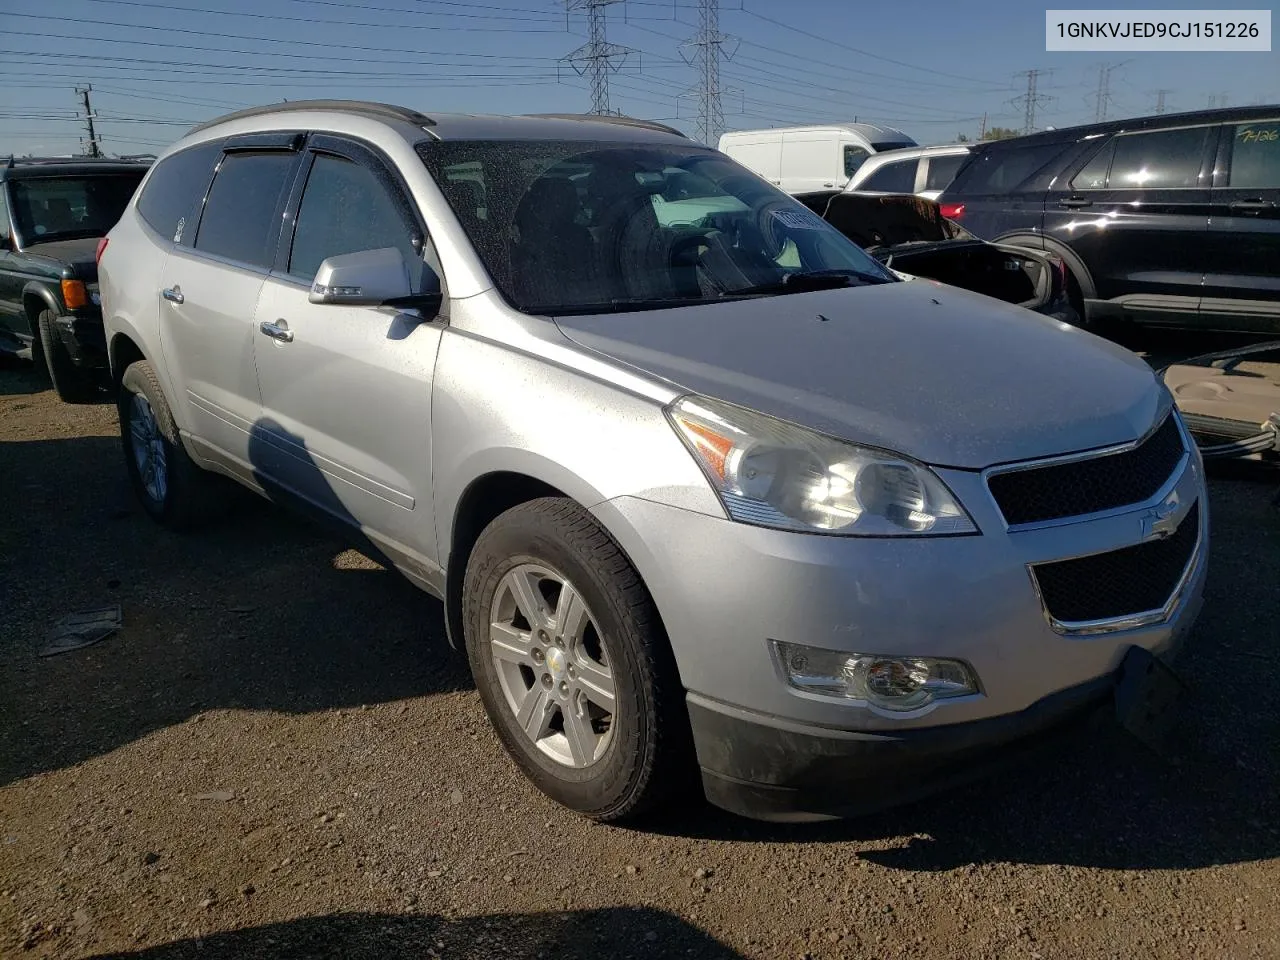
xmin=1 ymin=337 xmax=1278 ymax=960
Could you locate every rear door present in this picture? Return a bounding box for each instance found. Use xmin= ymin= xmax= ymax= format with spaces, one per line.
xmin=780 ymin=133 xmax=838 ymax=193
xmin=158 ymin=133 xmax=303 ymax=464
xmin=1043 ymin=123 xmax=1216 ymax=323
xmin=1203 ymin=117 xmax=1280 ymax=331
xmin=251 ymin=134 xmax=444 ymax=568
xmin=939 ymin=139 xmax=1072 ymax=240
xmin=723 ymin=135 xmax=782 ymax=186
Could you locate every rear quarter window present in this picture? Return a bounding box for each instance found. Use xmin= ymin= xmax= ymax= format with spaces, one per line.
xmin=946 ymin=141 xmax=1068 ymax=196
xmin=136 ymin=140 xmax=223 ymax=245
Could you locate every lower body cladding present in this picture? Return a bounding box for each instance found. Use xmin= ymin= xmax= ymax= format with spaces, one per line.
xmin=593 ymin=452 xmax=1208 ymax=821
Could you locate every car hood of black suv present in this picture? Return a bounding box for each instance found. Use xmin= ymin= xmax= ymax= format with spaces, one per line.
xmin=18 ymin=237 xmax=102 ymax=280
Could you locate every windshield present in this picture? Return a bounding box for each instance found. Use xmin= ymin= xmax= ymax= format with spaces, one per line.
xmin=10 ymin=174 xmax=144 ymax=243
xmin=418 ymin=139 xmax=895 ymax=315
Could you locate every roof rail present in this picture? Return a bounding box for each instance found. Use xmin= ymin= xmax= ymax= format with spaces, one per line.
xmin=4 ymin=156 xmax=147 ymax=165
xmin=525 ymin=113 xmax=688 ymax=138
xmin=187 ymin=100 xmax=436 ymax=136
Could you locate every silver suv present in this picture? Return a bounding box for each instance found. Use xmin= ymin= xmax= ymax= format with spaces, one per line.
xmin=99 ymin=102 xmax=1207 ymax=823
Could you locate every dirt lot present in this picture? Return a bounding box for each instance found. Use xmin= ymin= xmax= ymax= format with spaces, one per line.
xmin=2 ymin=342 xmax=1278 ymax=960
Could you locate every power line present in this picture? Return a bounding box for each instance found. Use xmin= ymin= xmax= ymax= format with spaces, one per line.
xmin=76 ymin=85 xmax=102 ymax=157
xmin=1093 ymin=62 xmax=1128 ymax=122
xmin=680 ymin=0 xmax=738 ymax=144
xmin=1012 ymin=69 xmax=1053 ymax=134
xmin=562 ymin=0 xmax=635 ymax=115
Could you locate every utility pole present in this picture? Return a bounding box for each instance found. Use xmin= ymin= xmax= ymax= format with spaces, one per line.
xmin=76 ymin=85 xmax=101 ymax=158
xmin=1092 ymin=61 xmax=1127 ymax=122
xmin=979 ymin=112 xmax=987 ymax=140
xmin=562 ymin=0 xmax=634 ymax=116
xmin=1012 ymin=69 xmax=1052 ymax=135
xmin=1154 ymin=89 xmax=1172 ymax=114
xmin=680 ymin=0 xmax=739 ymax=145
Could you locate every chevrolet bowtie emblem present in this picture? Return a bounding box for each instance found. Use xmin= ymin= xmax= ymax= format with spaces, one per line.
xmin=1141 ymin=493 xmax=1181 ymax=541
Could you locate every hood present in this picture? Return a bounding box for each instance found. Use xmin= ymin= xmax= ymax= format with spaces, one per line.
xmin=21 ymin=237 xmax=101 ymax=279
xmin=554 ymin=281 xmax=1165 ymax=469
xmin=825 ymin=193 xmax=971 ymax=249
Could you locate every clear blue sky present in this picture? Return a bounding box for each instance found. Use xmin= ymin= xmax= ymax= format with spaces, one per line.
xmin=1 ymin=0 xmax=1277 ymax=156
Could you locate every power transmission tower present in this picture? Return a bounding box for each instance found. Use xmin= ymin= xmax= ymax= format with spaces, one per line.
xmin=76 ymin=85 xmax=101 ymax=158
xmin=1092 ymin=61 xmax=1127 ymax=122
xmin=1207 ymin=92 xmax=1228 ymax=109
xmin=680 ymin=0 xmax=739 ymax=145
xmin=1012 ymin=69 xmax=1053 ymax=135
xmin=1153 ymin=88 xmax=1172 ymax=114
xmin=562 ymin=0 xmax=635 ymax=116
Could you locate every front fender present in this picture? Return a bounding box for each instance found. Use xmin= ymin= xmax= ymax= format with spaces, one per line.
xmin=21 ymin=281 xmax=60 ymax=319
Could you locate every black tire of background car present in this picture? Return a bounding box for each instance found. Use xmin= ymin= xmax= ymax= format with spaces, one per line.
xmin=463 ymin=497 xmax=694 ymax=823
xmin=117 ymin=359 xmax=220 ymax=531
xmin=37 ymin=309 xmax=99 ymax=403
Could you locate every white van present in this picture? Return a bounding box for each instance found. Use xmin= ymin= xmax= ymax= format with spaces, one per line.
xmin=718 ymin=123 xmax=917 ymax=194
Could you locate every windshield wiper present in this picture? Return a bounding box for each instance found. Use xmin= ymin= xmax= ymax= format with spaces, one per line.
xmin=731 ymin=268 xmax=893 ymax=297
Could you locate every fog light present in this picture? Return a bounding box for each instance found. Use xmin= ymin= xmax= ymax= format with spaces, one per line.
xmin=773 ymin=641 xmax=979 ymax=712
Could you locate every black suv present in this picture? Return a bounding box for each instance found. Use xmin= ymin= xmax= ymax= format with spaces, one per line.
xmin=0 ymin=157 xmax=149 ymax=400
xmin=937 ymin=105 xmax=1280 ymax=334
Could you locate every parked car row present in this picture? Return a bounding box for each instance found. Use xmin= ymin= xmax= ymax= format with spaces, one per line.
xmin=88 ymin=101 xmax=1204 ymax=824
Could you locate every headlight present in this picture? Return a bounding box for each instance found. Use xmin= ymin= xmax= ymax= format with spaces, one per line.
xmin=668 ymin=395 xmax=975 ymax=536
xmin=774 ymin=641 xmax=979 ymax=712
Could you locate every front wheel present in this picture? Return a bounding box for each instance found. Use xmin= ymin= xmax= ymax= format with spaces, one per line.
xmin=117 ymin=359 xmax=217 ymax=530
xmin=463 ymin=498 xmax=691 ymax=822
xmin=37 ymin=309 xmax=99 ymax=403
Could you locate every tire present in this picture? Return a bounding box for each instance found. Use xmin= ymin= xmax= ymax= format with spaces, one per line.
xmin=117 ymin=359 xmax=217 ymax=530
xmin=463 ymin=497 xmax=690 ymax=822
xmin=37 ymin=309 xmax=99 ymax=403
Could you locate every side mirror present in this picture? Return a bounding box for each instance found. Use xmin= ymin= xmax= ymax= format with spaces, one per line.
xmin=309 ymin=247 xmax=411 ymax=306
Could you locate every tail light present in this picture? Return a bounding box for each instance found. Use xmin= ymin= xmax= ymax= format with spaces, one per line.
xmin=95 ymin=237 xmax=109 ymax=265
xmin=939 ymin=202 xmax=965 ymax=220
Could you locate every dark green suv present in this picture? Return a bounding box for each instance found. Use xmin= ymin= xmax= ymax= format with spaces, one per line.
xmin=0 ymin=157 xmax=148 ymax=401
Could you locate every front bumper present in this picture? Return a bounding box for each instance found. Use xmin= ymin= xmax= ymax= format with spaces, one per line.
xmin=591 ymin=436 xmax=1208 ymax=817
xmin=52 ymin=310 xmax=107 ymax=369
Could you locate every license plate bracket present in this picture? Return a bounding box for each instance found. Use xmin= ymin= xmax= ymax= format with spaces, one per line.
xmin=1115 ymin=646 xmax=1184 ymax=749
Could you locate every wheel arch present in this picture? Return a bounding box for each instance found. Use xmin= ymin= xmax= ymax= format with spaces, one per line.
xmin=107 ymin=327 xmax=148 ymax=389
xmin=994 ymin=231 xmax=1097 ymax=300
xmin=22 ymin=283 xmax=59 ymax=324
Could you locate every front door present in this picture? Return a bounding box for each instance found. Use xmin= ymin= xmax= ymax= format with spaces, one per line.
xmin=1203 ymin=118 xmax=1280 ymax=332
xmin=1042 ymin=123 xmax=1216 ymax=324
xmin=158 ymin=139 xmax=302 ymax=464
xmin=251 ymin=137 xmax=444 ymax=573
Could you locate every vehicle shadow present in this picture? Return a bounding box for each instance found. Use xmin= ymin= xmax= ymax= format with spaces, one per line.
xmin=0 ymin=354 xmax=50 ymax=395
xmin=0 ymin=429 xmax=469 ymax=788
xmin=83 ymin=907 xmax=743 ymax=959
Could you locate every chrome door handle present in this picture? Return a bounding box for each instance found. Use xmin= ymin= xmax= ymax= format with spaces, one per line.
xmin=259 ymin=320 xmax=293 ymax=343
xmin=161 ymin=286 xmax=184 ymax=304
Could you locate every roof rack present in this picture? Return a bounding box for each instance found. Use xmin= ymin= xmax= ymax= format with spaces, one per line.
xmin=187 ymin=100 xmax=436 ymax=136
xmin=525 ymin=113 xmax=688 ymax=138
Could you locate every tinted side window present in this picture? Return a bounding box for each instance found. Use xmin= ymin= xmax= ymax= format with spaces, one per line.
xmin=861 ymin=159 xmax=917 ymax=193
xmin=194 ymin=151 xmax=296 ymax=268
xmin=1108 ymin=126 xmax=1210 ymax=189
xmin=0 ymin=189 xmax=9 ymax=243
xmin=1071 ymin=139 xmax=1114 ymax=189
xmin=843 ymin=146 xmax=870 ymax=177
xmin=947 ymin=142 xmax=1067 ymax=195
xmin=1227 ymin=121 xmax=1280 ymax=189
xmin=137 ymin=140 xmax=222 ymax=244
xmin=924 ymin=154 xmax=966 ymax=192
xmin=288 ymin=154 xmax=423 ymax=285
